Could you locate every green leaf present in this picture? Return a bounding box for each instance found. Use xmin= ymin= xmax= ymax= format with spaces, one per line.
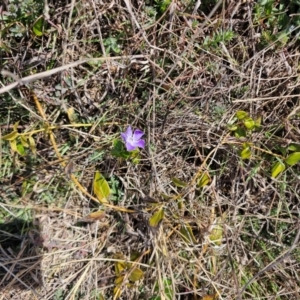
xmin=114 ymin=253 xmax=126 ymax=275
xmin=243 ymin=117 xmax=255 ymax=130
xmin=9 ymin=139 xmax=25 ymax=155
xmin=288 ymin=143 xmax=300 ymax=152
xmin=20 ymin=135 xmax=29 ymax=148
xmin=17 ymin=142 xmax=25 ymax=155
xmin=9 ymin=139 xmax=18 ymax=153
xmin=180 ymin=223 xmax=196 ymax=244
xmin=93 ymin=171 xmax=110 ymax=203
xmin=239 ymin=144 xmax=251 ymax=159
xmin=197 ymin=172 xmax=210 ymax=188
xmin=28 ymin=136 xmax=37 ymax=155
xmin=149 ymin=207 xmax=164 ymax=228
xmin=271 ymin=161 xmax=285 ymax=178
xmin=129 ymin=268 xmax=144 ymax=282
xmin=276 ymin=145 xmax=287 ymax=156
xmin=2 ymin=130 xmax=19 ymax=141
xmin=111 ymin=139 xmax=130 ymax=159
xmin=236 ymin=110 xmax=248 ymax=120
xmin=234 ymin=126 xmax=247 ymax=138
xmin=33 ymin=17 xmax=45 ymax=36
xmin=172 ymin=177 xmax=187 ymax=188
xmin=130 ymin=149 xmax=141 ymax=164
xmin=285 ymin=152 xmax=300 ymax=166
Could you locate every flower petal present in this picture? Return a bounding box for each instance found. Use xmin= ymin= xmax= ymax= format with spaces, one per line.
xmin=134 ymin=139 xmax=145 ymax=149
xmin=125 ymin=126 xmax=133 ymax=137
xmin=121 ymin=132 xmax=127 ymax=141
xmin=133 ymin=129 xmax=144 ymax=140
xmin=121 ymin=126 xmax=133 ymax=142
xmin=126 ymin=141 xmax=137 ymax=151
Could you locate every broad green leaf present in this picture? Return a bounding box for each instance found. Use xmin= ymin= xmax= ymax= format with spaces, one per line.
xmin=10 ymin=139 xmax=25 ymax=155
xmin=180 ymin=223 xmax=196 ymax=244
xmin=271 ymin=161 xmax=285 ymax=178
xmin=236 ymin=110 xmax=248 ymax=120
xmin=17 ymin=142 xmax=25 ymax=155
xmin=285 ymin=152 xmax=300 ymax=166
xmin=93 ymin=171 xmax=110 ymax=203
xmin=33 ymin=17 xmax=44 ymax=36
xmin=239 ymin=144 xmax=251 ymax=159
xmin=129 ymin=268 xmax=144 ymax=282
xmin=2 ymin=130 xmax=19 ymax=141
xmin=111 ymin=139 xmax=130 ymax=159
xmin=288 ymin=143 xmax=300 ymax=152
xmin=172 ymin=177 xmax=187 ymax=188
xmin=197 ymin=172 xmax=210 ymax=188
xmin=115 ymin=275 xmax=124 ymax=285
xmin=149 ymin=207 xmax=164 ymax=228
xmin=209 ymin=223 xmax=223 ymax=246
xmin=234 ymin=126 xmax=247 ymax=138
xmin=243 ymin=117 xmax=255 ymax=130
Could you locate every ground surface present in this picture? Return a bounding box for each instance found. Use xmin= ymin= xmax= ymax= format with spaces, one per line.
xmin=1 ymin=0 xmax=300 ymax=299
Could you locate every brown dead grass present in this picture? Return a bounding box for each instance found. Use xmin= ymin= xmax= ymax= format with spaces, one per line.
xmin=1 ymin=0 xmax=300 ymax=299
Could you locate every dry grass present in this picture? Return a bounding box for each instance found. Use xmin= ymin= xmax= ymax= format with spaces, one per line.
xmin=1 ymin=0 xmax=300 ymax=299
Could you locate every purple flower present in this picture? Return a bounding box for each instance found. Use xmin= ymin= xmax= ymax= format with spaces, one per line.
xmin=121 ymin=126 xmax=145 ymax=151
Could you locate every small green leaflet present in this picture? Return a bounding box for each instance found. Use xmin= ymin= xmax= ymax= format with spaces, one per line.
xmin=33 ymin=17 xmax=45 ymax=36
xmin=234 ymin=126 xmax=247 ymax=138
xmin=10 ymin=139 xmax=25 ymax=156
xmin=285 ymin=152 xmax=300 ymax=166
xmin=129 ymin=268 xmax=144 ymax=282
xmin=236 ymin=110 xmax=248 ymax=120
xmin=239 ymin=143 xmax=251 ymax=159
xmin=149 ymin=207 xmax=164 ymax=228
xmin=271 ymin=161 xmax=285 ymax=178
xmin=288 ymin=143 xmax=300 ymax=152
xmin=2 ymin=121 xmax=20 ymax=141
xmin=93 ymin=171 xmax=110 ymax=203
xmin=2 ymin=130 xmax=19 ymax=141
xmin=243 ymin=117 xmax=255 ymax=130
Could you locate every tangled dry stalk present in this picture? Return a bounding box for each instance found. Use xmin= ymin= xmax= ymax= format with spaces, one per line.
xmin=1 ymin=0 xmax=300 ymax=299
